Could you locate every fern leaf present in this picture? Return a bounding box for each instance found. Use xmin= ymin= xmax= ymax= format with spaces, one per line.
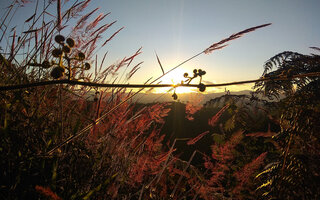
xmin=263 ymin=51 xmax=302 ymax=74
xmin=256 ymin=179 xmax=273 ymax=190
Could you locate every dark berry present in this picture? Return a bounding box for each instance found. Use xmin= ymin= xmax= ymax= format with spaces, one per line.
xmin=172 ymin=93 xmax=178 ymax=100
xmin=62 ymin=45 xmax=71 ymax=54
xmin=198 ymin=83 xmax=206 ymax=92
xmin=84 ymin=62 xmax=91 ymax=70
xmin=66 ymin=38 xmax=75 ymax=48
xmin=200 ymin=70 xmax=206 ymax=76
xmin=78 ymin=52 xmax=86 ymax=61
xmin=41 ymin=60 xmax=51 ymax=69
xmin=52 ymin=48 xmax=62 ymax=57
xmin=50 ymin=66 xmax=65 ymax=79
xmin=54 ymin=35 xmax=65 ymax=44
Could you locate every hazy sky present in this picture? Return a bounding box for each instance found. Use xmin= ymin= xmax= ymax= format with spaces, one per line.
xmin=1 ymin=0 xmax=320 ymax=93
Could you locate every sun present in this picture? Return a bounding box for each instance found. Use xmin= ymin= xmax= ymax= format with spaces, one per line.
xmin=153 ymin=68 xmax=196 ymax=94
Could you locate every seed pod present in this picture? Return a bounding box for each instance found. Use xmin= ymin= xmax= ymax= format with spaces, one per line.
xmin=52 ymin=48 xmax=63 ymax=57
xmin=84 ymin=62 xmax=91 ymax=70
xmin=50 ymin=66 xmax=65 ymax=79
xmin=93 ymin=91 xmax=99 ymax=101
xmin=41 ymin=60 xmax=51 ymax=69
xmin=78 ymin=52 xmax=86 ymax=61
xmin=183 ymin=72 xmax=189 ymax=78
xmin=66 ymin=38 xmax=75 ymax=48
xmin=62 ymin=45 xmax=71 ymax=54
xmin=193 ymin=69 xmax=198 ymax=74
xmin=172 ymin=93 xmax=178 ymax=100
xmin=54 ymin=35 xmax=65 ymax=44
xmin=198 ymin=83 xmax=206 ymax=92
xmin=200 ymin=70 xmax=206 ymax=76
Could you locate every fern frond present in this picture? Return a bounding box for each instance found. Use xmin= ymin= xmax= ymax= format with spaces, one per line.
xmin=254 ymin=50 xmax=320 ymax=99
xmin=263 ymin=51 xmax=302 ymax=75
xmin=255 ymin=162 xmax=279 ymax=179
xmin=310 ymin=46 xmax=320 ymax=52
xmin=256 ymin=179 xmax=273 ymax=191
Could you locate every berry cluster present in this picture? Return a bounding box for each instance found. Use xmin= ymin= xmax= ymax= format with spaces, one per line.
xmin=27 ymin=35 xmax=91 ymax=79
xmin=50 ymin=35 xmax=91 ymax=79
xmin=172 ymin=68 xmax=207 ymax=100
xmin=183 ymin=69 xmax=206 ymax=80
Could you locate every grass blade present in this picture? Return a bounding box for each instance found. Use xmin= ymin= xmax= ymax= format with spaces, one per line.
xmin=155 ymin=51 xmax=165 ymax=75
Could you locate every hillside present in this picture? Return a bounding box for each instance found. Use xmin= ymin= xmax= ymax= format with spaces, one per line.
xmin=159 ymin=94 xmax=276 ymax=163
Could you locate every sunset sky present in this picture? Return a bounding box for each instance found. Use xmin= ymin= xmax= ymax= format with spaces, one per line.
xmin=1 ymin=0 xmax=320 ymax=93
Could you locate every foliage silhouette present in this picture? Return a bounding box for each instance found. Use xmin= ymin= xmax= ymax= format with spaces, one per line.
xmin=2 ymin=0 xmax=319 ymax=200
xmin=254 ymin=50 xmax=320 ymax=199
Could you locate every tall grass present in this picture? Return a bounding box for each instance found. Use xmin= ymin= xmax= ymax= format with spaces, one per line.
xmin=0 ymin=1 xmax=274 ymax=199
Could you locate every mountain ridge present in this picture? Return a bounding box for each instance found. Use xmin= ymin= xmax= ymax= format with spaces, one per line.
xmin=132 ymin=90 xmax=253 ymax=103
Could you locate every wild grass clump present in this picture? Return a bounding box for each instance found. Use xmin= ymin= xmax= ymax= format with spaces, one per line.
xmin=0 ymin=1 xmax=172 ymax=199
xmin=0 ymin=1 xmax=288 ymax=199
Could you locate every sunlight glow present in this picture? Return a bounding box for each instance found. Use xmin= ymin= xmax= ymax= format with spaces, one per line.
xmin=153 ymin=68 xmax=196 ymax=94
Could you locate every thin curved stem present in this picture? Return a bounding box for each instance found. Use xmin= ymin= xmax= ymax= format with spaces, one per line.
xmin=2 ymin=72 xmax=320 ymax=92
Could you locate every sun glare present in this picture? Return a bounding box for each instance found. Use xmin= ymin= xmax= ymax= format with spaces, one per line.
xmin=153 ymin=68 xmax=197 ymax=94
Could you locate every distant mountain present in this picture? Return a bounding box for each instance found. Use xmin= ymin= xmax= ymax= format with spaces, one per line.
xmin=132 ymin=90 xmax=253 ymax=103
xmin=85 ymin=89 xmax=280 ymax=104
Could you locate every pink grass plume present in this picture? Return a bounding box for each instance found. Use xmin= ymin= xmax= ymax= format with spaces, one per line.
xmin=187 ymin=131 xmax=209 ymax=145
xmin=35 ymin=185 xmax=62 ymax=200
xmin=208 ymin=104 xmax=230 ymax=127
xmin=102 ymin=27 xmax=124 ymax=47
xmin=204 ymin=23 xmax=271 ymax=54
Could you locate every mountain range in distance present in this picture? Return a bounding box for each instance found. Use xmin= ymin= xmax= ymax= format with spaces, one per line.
xmin=132 ymin=90 xmax=254 ymax=104
xmin=85 ymin=89 xmax=279 ymax=104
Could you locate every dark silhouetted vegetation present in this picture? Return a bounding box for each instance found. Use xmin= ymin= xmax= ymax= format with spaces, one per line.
xmin=1 ymin=1 xmax=319 ymax=199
